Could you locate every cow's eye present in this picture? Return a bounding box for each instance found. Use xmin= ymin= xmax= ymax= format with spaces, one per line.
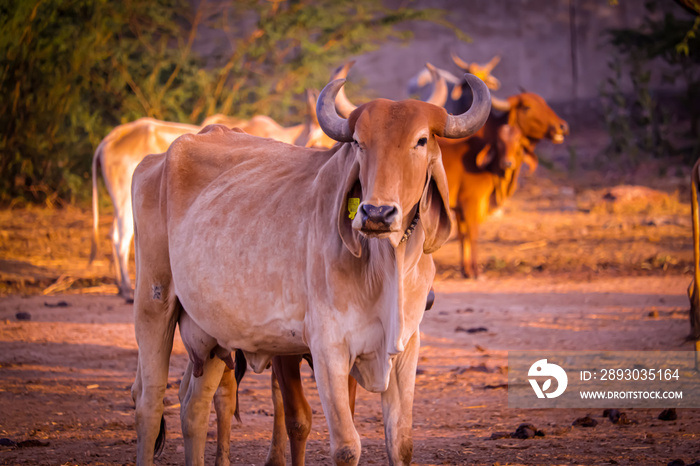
xmin=416 ymin=137 xmax=427 ymax=148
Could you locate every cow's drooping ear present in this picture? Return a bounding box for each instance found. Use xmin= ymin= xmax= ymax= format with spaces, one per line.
xmin=450 ymin=83 xmax=463 ymax=101
xmin=337 ymin=161 xmax=362 ymax=257
xmin=420 ymin=156 xmax=454 ymax=254
xmin=475 ymin=143 xmax=494 ymax=168
xmin=507 ymin=95 xmax=522 ymax=126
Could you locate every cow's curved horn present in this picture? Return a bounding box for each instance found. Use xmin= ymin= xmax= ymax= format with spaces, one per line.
xmin=450 ymin=52 xmax=470 ymax=71
xmin=317 ymin=79 xmax=354 ymax=142
xmin=425 ymin=63 xmax=448 ymax=107
xmin=491 ymin=96 xmax=511 ymax=112
xmin=330 ymin=61 xmax=358 ymax=118
xmin=443 ymin=74 xmax=491 ymax=139
xmin=484 ymin=55 xmax=501 ymax=72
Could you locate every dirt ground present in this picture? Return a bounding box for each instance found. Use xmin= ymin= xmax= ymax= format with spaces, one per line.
xmin=1 ymin=132 xmax=699 ymax=465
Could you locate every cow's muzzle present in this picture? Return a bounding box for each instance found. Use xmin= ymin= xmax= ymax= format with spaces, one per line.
xmin=359 ymin=203 xmax=398 ymax=234
xmin=549 ymin=121 xmax=569 ymax=144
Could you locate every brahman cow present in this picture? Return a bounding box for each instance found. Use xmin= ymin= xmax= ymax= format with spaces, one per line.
xmin=202 ymin=90 xmax=329 ymax=148
xmin=440 ymin=91 xmax=569 ymax=277
xmin=129 ymin=74 xmax=490 ymax=465
xmin=407 ymin=55 xmax=502 ymax=115
xmin=90 ymin=94 xmax=336 ymax=302
xmin=89 ymin=118 xmax=200 ymax=300
xmin=439 ymin=125 xmax=535 ymax=278
xmin=262 ymin=62 xmax=446 ymax=466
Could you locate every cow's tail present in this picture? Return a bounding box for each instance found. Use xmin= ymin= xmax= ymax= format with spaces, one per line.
xmin=689 ymin=160 xmax=700 ymax=341
xmin=88 ymin=142 xmax=102 ymax=265
xmin=233 ymin=349 xmax=247 ymax=423
xmin=154 ymin=415 xmax=166 ymax=459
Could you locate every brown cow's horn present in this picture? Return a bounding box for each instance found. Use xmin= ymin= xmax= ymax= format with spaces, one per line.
xmin=450 ymin=52 xmax=470 ymax=71
xmin=491 ymin=96 xmax=511 ymax=112
xmin=306 ymin=88 xmax=320 ymax=125
xmin=317 ymin=79 xmax=354 ymax=142
xmin=331 ymin=61 xmax=358 ymax=118
xmin=425 ymin=63 xmax=448 ymax=107
xmin=484 ymin=55 xmax=501 ymax=72
xmin=335 ymin=85 xmax=358 ymax=118
xmin=443 ymin=74 xmax=491 ymax=139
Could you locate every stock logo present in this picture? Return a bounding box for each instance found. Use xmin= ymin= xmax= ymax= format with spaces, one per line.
xmin=528 ymin=359 xmax=568 ymax=399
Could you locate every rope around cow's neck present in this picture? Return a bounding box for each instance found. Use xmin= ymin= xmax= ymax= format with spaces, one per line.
xmin=399 ymin=210 xmax=420 ymax=244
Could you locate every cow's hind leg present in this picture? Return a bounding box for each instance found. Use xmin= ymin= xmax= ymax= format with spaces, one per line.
xmin=115 ymin=197 xmax=135 ymax=302
xmin=381 ymin=331 xmax=420 ymax=466
xmin=180 ymin=354 xmax=227 ymax=466
xmin=455 ymin=204 xmax=476 ymax=278
xmin=133 ymin=287 xmax=179 ymax=465
xmin=109 ymin=189 xmax=135 ymax=302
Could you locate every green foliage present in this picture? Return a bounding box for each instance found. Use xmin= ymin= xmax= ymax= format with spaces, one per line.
xmin=0 ymin=0 xmax=464 ymax=205
xmin=599 ymin=0 xmax=700 ymax=164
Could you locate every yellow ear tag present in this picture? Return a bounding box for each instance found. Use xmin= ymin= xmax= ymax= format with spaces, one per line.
xmin=347 ymin=198 xmax=360 ymax=220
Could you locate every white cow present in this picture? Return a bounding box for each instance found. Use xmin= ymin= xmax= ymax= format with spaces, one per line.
xmin=90 ymin=118 xmax=200 ymax=300
xmin=90 ymin=93 xmax=335 ymax=301
xmin=129 ymin=74 xmax=490 ymax=465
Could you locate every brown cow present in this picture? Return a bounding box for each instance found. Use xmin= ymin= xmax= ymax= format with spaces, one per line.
xmin=440 ymin=125 xmax=535 ymax=277
xmin=130 ymin=74 xmax=490 ymax=466
xmin=441 ymin=91 xmax=569 ymax=278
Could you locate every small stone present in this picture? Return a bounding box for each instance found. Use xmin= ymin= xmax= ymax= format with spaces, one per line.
xmin=511 ymin=424 xmax=535 ymax=439
xmin=511 ymin=423 xmax=545 ymax=439
xmin=606 ymin=409 xmax=623 ymax=423
xmin=667 ymin=460 xmax=685 ymax=466
xmin=15 ymin=312 xmax=31 ymax=321
xmin=0 ymin=438 xmax=17 ymax=447
xmin=44 ymin=301 xmax=69 ymax=308
xmin=648 ymin=309 xmax=659 ymax=318
xmin=572 ymin=416 xmax=598 ymax=427
xmin=16 ymin=439 xmax=49 ymax=448
xmin=659 ymin=408 xmax=677 ymax=421
xmin=455 ymin=326 xmax=488 ymax=334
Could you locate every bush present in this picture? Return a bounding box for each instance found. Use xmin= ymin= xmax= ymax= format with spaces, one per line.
xmin=599 ymin=0 xmax=700 ymax=164
xmin=0 ymin=0 xmax=463 ymax=205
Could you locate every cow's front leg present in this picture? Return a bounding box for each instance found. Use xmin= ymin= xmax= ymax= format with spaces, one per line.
xmin=180 ymin=355 xmax=227 ymax=466
xmin=312 ymin=350 xmax=360 ymax=466
xmin=381 ymin=331 xmax=420 ymax=466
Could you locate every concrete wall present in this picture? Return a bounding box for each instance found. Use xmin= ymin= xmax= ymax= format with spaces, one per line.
xmin=192 ymin=0 xmax=684 ymax=111
xmin=340 ymin=0 xmax=679 ymax=106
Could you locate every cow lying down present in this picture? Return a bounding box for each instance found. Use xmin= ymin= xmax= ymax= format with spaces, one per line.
xmin=129 ymin=74 xmax=490 ymax=466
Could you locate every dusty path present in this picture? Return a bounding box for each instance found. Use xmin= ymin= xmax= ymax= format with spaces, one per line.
xmin=1 ymin=156 xmax=699 ymax=464
xmin=0 ymin=274 xmax=698 ymax=465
